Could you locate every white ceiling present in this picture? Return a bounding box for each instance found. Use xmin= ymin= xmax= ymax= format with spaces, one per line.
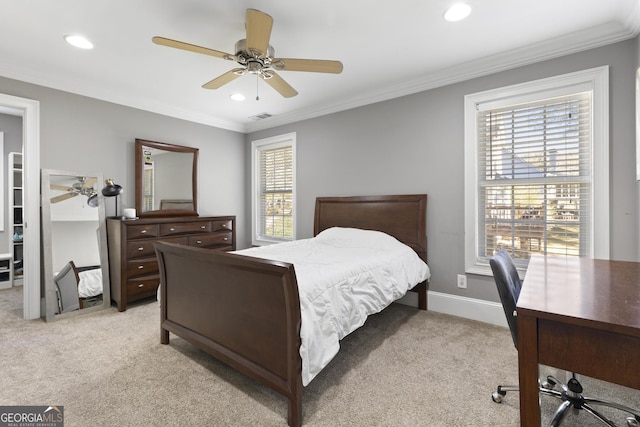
xmin=1 ymin=1 xmax=638 ymax=133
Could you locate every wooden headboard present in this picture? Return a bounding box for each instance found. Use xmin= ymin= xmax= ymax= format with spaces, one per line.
xmin=313 ymin=194 xmax=427 ymax=262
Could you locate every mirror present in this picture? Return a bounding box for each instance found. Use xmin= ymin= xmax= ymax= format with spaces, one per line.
xmin=42 ymin=169 xmax=111 ymax=321
xmin=135 ymin=139 xmax=198 ymax=218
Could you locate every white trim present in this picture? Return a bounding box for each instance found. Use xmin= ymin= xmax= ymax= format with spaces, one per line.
xmin=464 ymin=66 xmax=609 ymax=276
xmin=0 ymin=93 xmax=40 ymax=320
xmin=245 ymin=23 xmax=632 ymax=133
xmin=250 ymin=132 xmax=297 ymax=246
xmin=397 ymin=291 xmax=507 ymax=327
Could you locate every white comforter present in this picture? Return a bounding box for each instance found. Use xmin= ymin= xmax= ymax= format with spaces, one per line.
xmin=234 ymin=227 xmax=430 ymax=386
xmin=78 ymin=268 xmax=103 ymax=298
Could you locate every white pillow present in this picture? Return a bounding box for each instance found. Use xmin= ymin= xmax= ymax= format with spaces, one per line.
xmin=314 ymin=227 xmax=400 ymax=248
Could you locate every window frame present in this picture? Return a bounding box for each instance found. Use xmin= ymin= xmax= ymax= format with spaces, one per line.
xmin=251 ymin=132 xmax=297 ymax=246
xmin=464 ymin=66 xmax=609 ymax=275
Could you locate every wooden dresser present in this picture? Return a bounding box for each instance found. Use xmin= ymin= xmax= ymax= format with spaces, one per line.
xmin=106 ymin=215 xmax=235 ymax=311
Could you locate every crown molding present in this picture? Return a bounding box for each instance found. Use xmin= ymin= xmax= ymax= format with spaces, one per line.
xmin=1 ymin=20 xmax=637 ymax=134
xmin=245 ymin=20 xmax=638 ymax=133
xmin=0 ymin=65 xmax=246 ymax=133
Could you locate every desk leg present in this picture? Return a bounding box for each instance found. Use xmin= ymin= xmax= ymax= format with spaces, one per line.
xmin=518 ymin=314 xmax=541 ymax=426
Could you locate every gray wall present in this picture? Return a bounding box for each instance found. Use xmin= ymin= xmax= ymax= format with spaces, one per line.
xmin=246 ymin=38 xmax=638 ymax=304
xmin=0 ymin=76 xmax=247 ymax=246
xmin=0 ymin=113 xmax=23 ymax=253
xmin=0 ymin=37 xmax=637 ymax=306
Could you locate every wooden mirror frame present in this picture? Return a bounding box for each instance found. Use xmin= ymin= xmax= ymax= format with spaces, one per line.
xmin=135 ymin=139 xmax=199 ymax=218
xmin=42 ymin=169 xmax=111 ymax=322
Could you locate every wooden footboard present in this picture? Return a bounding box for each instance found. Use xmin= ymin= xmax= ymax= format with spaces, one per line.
xmin=155 ymin=242 xmax=304 ymax=426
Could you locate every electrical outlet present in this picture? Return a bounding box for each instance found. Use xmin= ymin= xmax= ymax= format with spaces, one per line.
xmin=457 ymin=274 xmax=467 ymax=289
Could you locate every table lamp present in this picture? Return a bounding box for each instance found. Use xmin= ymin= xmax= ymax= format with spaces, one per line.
xmin=101 ymin=178 xmax=124 ymax=218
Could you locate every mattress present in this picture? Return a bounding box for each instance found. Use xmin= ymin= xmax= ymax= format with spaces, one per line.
xmin=234 ymin=227 xmax=430 ymax=385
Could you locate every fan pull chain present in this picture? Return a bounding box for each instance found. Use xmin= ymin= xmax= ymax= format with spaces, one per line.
xmin=256 ymin=74 xmax=260 ymax=101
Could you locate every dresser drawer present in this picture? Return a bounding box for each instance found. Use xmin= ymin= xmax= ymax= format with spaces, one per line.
xmin=127 ymin=224 xmax=160 ymax=239
xmin=127 ymin=277 xmax=160 ymax=299
xmin=126 ymin=237 xmax=187 ymax=259
xmin=212 ymin=219 xmax=233 ymax=232
xmin=160 ymin=221 xmax=211 ymax=236
xmin=188 ymin=232 xmax=233 ymax=249
xmin=126 ymin=258 xmax=159 ymax=278
xmin=127 ymin=241 xmax=157 ymax=259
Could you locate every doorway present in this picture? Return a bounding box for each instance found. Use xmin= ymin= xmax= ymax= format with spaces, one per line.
xmin=0 ymin=94 xmax=40 ymax=319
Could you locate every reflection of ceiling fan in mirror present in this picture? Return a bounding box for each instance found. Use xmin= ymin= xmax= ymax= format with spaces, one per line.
xmin=50 ymin=177 xmax=98 ymax=207
xmin=152 ymin=8 xmax=343 ymax=98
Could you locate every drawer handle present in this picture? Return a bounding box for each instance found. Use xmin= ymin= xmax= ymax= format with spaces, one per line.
xmin=222 ymin=224 xmax=227 ymax=228
xmin=137 ymin=247 xmax=144 ymax=251
xmin=223 ymin=237 xmax=228 ymax=241
xmin=200 ymin=225 xmax=205 ymax=229
xmin=169 ymin=227 xmax=175 ymax=231
xmin=138 ymin=284 xmax=144 ymax=288
xmin=141 ymin=230 xmax=147 ymax=234
xmin=196 ymin=240 xmax=202 ymax=244
xmin=138 ymin=265 xmax=144 ymax=269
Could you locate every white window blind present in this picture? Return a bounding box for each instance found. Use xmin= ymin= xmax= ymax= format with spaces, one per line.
xmin=258 ymin=145 xmax=293 ymax=241
xmin=143 ymin=164 xmax=154 ymax=211
xmin=478 ymin=93 xmax=591 ymax=267
xmin=252 ymin=132 xmax=296 ymax=245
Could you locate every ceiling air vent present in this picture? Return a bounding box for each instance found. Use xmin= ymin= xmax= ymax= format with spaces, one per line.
xmin=249 ymin=112 xmax=272 ymax=121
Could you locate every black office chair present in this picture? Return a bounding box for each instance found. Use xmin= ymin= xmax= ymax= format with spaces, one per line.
xmin=489 ymin=248 xmax=640 ymax=427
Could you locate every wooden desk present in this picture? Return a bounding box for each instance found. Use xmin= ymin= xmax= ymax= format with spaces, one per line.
xmin=517 ymin=255 xmax=640 ymax=426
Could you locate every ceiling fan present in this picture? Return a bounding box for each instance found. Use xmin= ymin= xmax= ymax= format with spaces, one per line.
xmin=152 ymin=8 xmax=343 ymax=98
xmin=50 ymin=177 xmax=98 ymax=207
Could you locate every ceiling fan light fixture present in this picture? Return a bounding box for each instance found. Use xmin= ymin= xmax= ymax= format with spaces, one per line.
xmin=246 ymin=61 xmax=263 ymax=74
xmin=444 ymin=3 xmax=472 ymax=22
xmin=230 ymin=93 xmax=246 ymax=101
xmin=87 ymin=192 xmax=99 ymax=208
xmin=64 ymin=34 xmax=94 ymax=50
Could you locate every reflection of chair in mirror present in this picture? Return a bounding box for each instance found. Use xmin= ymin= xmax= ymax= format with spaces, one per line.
xmin=159 ymin=199 xmax=193 ymax=211
xmin=54 ymin=260 xmax=81 ymax=314
xmin=490 ymin=248 xmax=640 ymax=426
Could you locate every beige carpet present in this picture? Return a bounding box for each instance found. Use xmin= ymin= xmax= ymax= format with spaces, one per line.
xmin=1 ymin=286 xmax=638 ymax=426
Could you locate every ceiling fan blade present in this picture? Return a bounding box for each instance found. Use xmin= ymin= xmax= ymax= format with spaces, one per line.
xmin=261 ymin=71 xmax=298 ymax=98
xmin=82 ymin=177 xmax=97 ymax=189
xmin=51 ymin=193 xmax=77 ymax=204
xmin=202 ymin=69 xmax=244 ymax=89
xmin=50 ymin=184 xmax=74 ymax=192
xmin=152 ymin=36 xmax=234 ymax=60
xmin=246 ymin=9 xmax=273 ymax=56
xmin=272 ymin=58 xmax=343 ymax=74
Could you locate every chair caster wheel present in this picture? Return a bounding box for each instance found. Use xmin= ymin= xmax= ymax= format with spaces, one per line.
xmin=492 ymin=391 xmax=505 ymax=403
xmin=541 ymin=380 xmax=554 ymax=390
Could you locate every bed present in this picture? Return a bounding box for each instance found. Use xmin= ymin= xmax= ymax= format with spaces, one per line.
xmin=53 ymin=261 xmax=104 ymax=314
xmin=154 ymin=194 xmax=429 ymax=426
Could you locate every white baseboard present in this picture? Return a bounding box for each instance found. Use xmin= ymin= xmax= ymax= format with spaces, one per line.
xmin=398 ymin=290 xmax=507 ymax=328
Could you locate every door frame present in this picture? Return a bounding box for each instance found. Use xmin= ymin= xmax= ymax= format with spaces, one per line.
xmin=0 ymin=93 xmax=40 ymax=319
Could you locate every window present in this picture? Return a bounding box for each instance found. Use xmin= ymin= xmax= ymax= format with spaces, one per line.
xmin=143 ymin=163 xmax=154 ymax=211
xmin=464 ymin=67 xmax=609 ymax=274
xmin=251 ymin=133 xmax=296 ymax=246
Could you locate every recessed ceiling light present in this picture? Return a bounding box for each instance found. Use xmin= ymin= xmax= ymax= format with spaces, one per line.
xmin=444 ymin=3 xmax=471 ymax=22
xmin=230 ymin=93 xmax=246 ymax=101
xmin=64 ymin=35 xmax=94 ymax=50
